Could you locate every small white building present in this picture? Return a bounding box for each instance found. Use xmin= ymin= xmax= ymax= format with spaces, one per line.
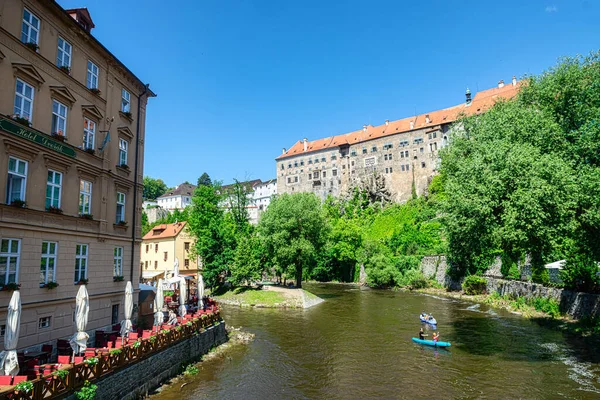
xmin=220 ymin=179 xmax=278 ymax=224
xmin=157 ymin=183 xmax=196 ymax=211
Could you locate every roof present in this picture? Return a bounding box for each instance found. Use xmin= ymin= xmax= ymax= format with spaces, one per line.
xmin=220 ymin=179 xmax=263 ymax=192
xmin=142 ymin=222 xmax=187 ymax=240
xmin=276 ymin=81 xmax=522 ymax=160
xmin=157 ymin=183 xmax=196 ymax=199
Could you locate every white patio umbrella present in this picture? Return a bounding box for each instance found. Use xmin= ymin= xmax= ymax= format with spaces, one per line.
xmin=154 ymin=278 xmax=164 ymax=326
xmin=198 ymin=273 xmax=205 ymax=308
xmin=173 ymin=257 xmax=180 ymax=279
xmin=70 ymin=285 xmax=89 ymax=356
xmin=0 ymin=291 xmax=21 ymax=376
xmin=178 ymin=277 xmax=187 ymax=318
xmin=120 ymin=282 xmax=133 ymax=341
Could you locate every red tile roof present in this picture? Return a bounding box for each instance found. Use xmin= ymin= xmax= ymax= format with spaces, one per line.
xmin=142 ymin=222 xmax=187 ymax=240
xmin=276 ymin=82 xmax=521 ymax=160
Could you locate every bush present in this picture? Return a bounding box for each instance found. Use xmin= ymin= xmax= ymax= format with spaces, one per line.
xmin=530 ymin=297 xmax=561 ymax=318
xmin=462 ymin=275 xmax=487 ymax=295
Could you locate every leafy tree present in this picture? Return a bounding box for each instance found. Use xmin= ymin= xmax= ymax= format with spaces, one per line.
xmin=258 ymin=193 xmax=328 ymax=288
xmin=197 ymin=173 xmax=212 ymax=187
xmin=223 ymin=179 xmax=252 ymax=234
xmin=230 ymin=234 xmax=264 ymax=285
xmin=143 ymin=176 xmax=167 ymax=200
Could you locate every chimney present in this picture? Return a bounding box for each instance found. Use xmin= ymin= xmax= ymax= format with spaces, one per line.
xmin=465 ymin=88 xmax=472 ymax=105
xmin=512 ymin=76 xmax=517 ymax=86
xmin=498 ymin=80 xmax=505 ymax=88
xmin=425 ymin=114 xmax=430 ymax=124
xmin=363 ymin=125 xmax=367 ymax=132
xmin=282 ymin=148 xmax=286 ymax=154
xmin=385 ymin=120 xmax=389 ymax=126
xmin=303 ymin=138 xmax=308 ymax=152
xmin=410 ymin=121 xmax=415 ymax=129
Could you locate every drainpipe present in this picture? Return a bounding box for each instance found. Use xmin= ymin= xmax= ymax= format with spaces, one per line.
xmin=131 ymin=84 xmax=149 ymax=283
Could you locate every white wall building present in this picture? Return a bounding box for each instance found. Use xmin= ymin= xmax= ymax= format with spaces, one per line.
xmin=156 ymin=183 xmax=196 ymax=211
xmin=220 ymin=179 xmax=278 ymax=225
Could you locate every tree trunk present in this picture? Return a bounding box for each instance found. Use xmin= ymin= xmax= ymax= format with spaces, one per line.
xmin=295 ymin=264 xmax=302 ymax=288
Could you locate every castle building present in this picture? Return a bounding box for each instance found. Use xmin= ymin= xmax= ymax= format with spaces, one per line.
xmin=276 ymin=80 xmax=520 ymax=201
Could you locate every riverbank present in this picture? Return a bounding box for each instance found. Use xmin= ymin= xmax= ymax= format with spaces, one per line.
xmin=211 ymin=285 xmax=323 ymax=309
xmin=416 ymin=287 xmax=600 ymax=337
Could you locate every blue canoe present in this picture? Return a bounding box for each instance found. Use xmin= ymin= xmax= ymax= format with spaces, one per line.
xmin=419 ymin=314 xmax=437 ymax=325
xmin=412 ymin=337 xmax=451 ymax=348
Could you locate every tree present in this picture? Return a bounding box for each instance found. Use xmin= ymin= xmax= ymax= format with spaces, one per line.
xmin=197 ymin=173 xmax=212 ymax=187
xmin=230 ymin=234 xmax=264 ymax=286
xmin=258 ymin=193 xmax=328 ymax=288
xmin=223 ymin=179 xmax=252 ymax=234
xmin=143 ymin=176 xmax=167 ymax=200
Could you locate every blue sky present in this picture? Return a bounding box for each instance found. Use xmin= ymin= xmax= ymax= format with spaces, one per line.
xmin=58 ymin=0 xmax=599 ymax=187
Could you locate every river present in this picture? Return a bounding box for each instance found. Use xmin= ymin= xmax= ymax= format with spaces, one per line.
xmin=154 ymin=283 xmax=600 ymax=399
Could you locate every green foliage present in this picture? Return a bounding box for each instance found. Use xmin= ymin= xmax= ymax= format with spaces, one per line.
xmin=222 ymin=179 xmax=253 ymax=233
xmin=83 ymin=357 xmax=98 ymax=366
xmin=75 ymin=381 xmax=97 ymax=400
xmin=53 ymin=369 xmax=69 ymax=379
xmin=197 ymin=172 xmax=212 ymax=187
xmin=530 ymin=297 xmax=561 ymax=318
xmin=258 ymin=193 xmax=328 ymax=288
xmin=142 ymin=207 xmax=190 ymax=236
xmin=462 ymin=275 xmax=488 ymax=295
xmin=14 ymin=380 xmax=34 ymax=393
xmin=561 ymin=252 xmax=600 ymax=292
xmin=230 ymin=234 xmax=263 ymax=285
xmin=143 ymin=176 xmax=168 ymax=201
xmin=183 ymin=364 xmax=199 ymax=376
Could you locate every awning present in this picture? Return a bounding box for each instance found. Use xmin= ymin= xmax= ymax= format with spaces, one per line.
xmin=142 ymin=271 xmax=165 ymax=278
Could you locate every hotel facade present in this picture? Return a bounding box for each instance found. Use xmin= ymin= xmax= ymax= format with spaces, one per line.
xmin=276 ymin=80 xmax=520 ymax=202
xmin=0 ymin=1 xmax=154 ymax=350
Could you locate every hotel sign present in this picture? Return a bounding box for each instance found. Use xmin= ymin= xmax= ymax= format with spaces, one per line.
xmin=0 ymin=116 xmax=76 ymax=158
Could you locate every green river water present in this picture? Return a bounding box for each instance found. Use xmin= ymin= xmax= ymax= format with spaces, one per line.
xmin=153 ymin=283 xmax=600 ymax=399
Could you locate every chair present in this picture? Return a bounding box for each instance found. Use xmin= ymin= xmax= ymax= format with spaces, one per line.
xmin=128 ymin=332 xmax=139 ymax=341
xmin=74 ymin=357 xmax=84 ymax=364
xmin=107 ymin=342 xmax=113 ymax=349
xmin=58 ymin=355 xmax=70 ymax=364
xmin=112 ymin=324 xmax=121 ymax=332
xmin=42 ymin=366 xmax=52 ymax=376
xmin=142 ymin=330 xmax=152 ymax=339
xmin=12 ymin=376 xmax=28 ymax=385
xmin=84 ymin=350 xmax=95 ymax=358
xmin=0 ymin=376 xmax=12 ymax=385
xmin=114 ymin=341 xmax=123 ymax=349
xmin=41 ymin=344 xmax=53 ymax=353
xmin=57 ymin=340 xmax=71 ymax=355
xmin=26 ymin=359 xmax=38 ymax=369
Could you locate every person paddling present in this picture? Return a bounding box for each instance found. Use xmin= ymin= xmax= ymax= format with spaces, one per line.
xmin=432 ymin=332 xmax=440 ymax=345
xmin=419 ymin=328 xmax=428 ymax=340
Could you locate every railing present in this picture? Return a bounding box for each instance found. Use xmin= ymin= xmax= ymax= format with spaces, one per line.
xmin=0 ymin=310 xmax=222 ymax=400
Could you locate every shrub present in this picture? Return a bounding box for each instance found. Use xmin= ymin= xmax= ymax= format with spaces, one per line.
xmin=183 ymin=364 xmax=199 ymax=376
xmin=75 ymin=381 xmax=97 ymax=400
xmin=462 ymin=275 xmax=487 ymax=295
xmin=531 ymin=297 xmax=561 ymax=318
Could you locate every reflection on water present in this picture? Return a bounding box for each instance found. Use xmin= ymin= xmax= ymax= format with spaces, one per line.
xmin=153 ymin=284 xmax=600 ymax=400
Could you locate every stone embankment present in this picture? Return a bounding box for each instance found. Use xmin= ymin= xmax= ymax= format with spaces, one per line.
xmin=214 ymin=286 xmax=324 ymax=309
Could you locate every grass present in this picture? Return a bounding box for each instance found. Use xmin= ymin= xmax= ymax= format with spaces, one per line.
xmin=484 ymin=292 xmax=561 ymax=318
xmin=212 ymin=287 xmax=287 ymax=307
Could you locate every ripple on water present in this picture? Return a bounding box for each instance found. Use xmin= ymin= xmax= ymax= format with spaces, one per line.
xmin=540 ymin=342 xmax=600 ymax=395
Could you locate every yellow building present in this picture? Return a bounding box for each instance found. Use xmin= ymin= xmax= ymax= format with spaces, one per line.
xmin=0 ymin=1 xmax=155 ymax=350
xmin=140 ymin=222 xmax=199 ymax=282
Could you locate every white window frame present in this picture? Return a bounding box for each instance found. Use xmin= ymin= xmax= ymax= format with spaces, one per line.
xmin=0 ymin=239 xmax=21 ymax=285
xmin=116 ymin=192 xmax=126 ymax=223
xmin=121 ymin=89 xmax=130 ymax=113
xmin=74 ymin=244 xmax=88 ymax=282
xmin=40 ymin=241 xmax=57 ymax=285
xmin=56 ymin=37 xmax=72 ymax=68
xmin=14 ymin=79 xmax=34 ymax=121
xmin=113 ymin=247 xmax=123 ymax=277
xmin=51 ymin=100 xmax=68 ymax=136
xmin=21 ymin=8 xmax=40 ymax=45
xmin=46 ymin=170 xmax=62 ymax=209
xmin=119 ymin=139 xmax=128 ymax=166
xmin=79 ymin=180 xmax=92 ymax=215
xmin=38 ymin=317 xmax=51 ymax=329
xmin=7 ymin=157 xmax=28 ymax=204
xmin=83 ymin=118 xmax=96 ymax=150
xmin=86 ymin=61 xmax=99 ymax=89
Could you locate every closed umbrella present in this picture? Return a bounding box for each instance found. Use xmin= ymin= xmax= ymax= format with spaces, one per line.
xmin=70 ymin=285 xmax=89 ymax=356
xmin=0 ymin=291 xmax=21 ymax=376
xmin=198 ymin=274 xmax=204 ymax=308
xmin=154 ymin=278 xmax=164 ymax=326
xmin=120 ymin=282 xmax=133 ymax=340
xmin=178 ymin=278 xmax=187 ymax=318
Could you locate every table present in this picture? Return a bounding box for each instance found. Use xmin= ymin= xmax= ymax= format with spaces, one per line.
xmin=0 ymin=385 xmax=13 ymax=394
xmin=23 ymin=351 xmax=50 ymax=365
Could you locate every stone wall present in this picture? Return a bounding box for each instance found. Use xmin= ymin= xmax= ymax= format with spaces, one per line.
xmin=81 ymin=323 xmax=227 ymax=400
xmin=420 ymin=255 xmax=462 ymax=290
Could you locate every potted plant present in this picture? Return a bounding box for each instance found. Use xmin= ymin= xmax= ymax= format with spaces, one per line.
xmin=80 ymin=213 xmax=94 ymax=220
xmin=52 ymin=369 xmax=69 ymax=380
xmin=9 ymin=199 xmax=26 ymax=208
xmin=12 ymin=116 xmax=31 ymax=127
xmin=84 ymin=148 xmax=95 ymax=156
xmin=75 ymin=278 xmax=89 ymax=285
xmin=0 ymin=283 xmax=21 ymax=291
xmin=90 ymin=88 xmax=101 ymax=95
xmin=24 ymin=42 xmax=38 ymax=52
xmin=117 ymin=220 xmax=128 ymax=227
xmin=122 ymin=111 xmax=132 ymax=120
xmin=41 ymin=281 xmax=59 ymax=289
xmin=109 ymin=349 xmax=122 ymax=355
xmin=46 ymin=206 xmax=63 ymax=214
xmin=59 ymin=65 xmax=70 ymax=74
xmin=83 ymin=357 xmax=98 ymax=366
xmin=51 ymin=133 xmax=66 ymax=142
xmin=75 ymin=380 xmax=97 ymax=400
xmin=113 ymin=276 xmax=124 ymax=282
xmin=14 ymin=380 xmax=33 ymax=394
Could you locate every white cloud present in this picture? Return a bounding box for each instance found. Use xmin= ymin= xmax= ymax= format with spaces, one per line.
xmin=545 ymin=5 xmax=558 ymax=12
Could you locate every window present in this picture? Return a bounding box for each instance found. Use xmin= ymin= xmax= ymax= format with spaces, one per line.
xmin=399 ymin=140 xmax=409 ymax=147
xmin=119 ymin=139 xmax=128 ymax=166
xmin=389 ymin=154 xmax=393 ymax=160
xmin=86 ymin=61 xmax=99 ymax=89
xmin=433 ymin=132 xmax=437 ymax=139
xmin=400 ymin=152 xmax=404 ymax=158
xmin=321 ymin=157 xmax=326 ymax=162
xmin=308 ymin=173 xmax=312 ymax=180
xmin=79 ymin=180 xmax=92 ymax=215
xmin=46 ymin=170 xmax=62 ymax=209
xmin=404 ymin=150 xmax=409 ymax=157
xmin=116 ymin=192 xmax=126 ymax=223
xmin=51 ymin=100 xmax=68 ymax=136
xmin=300 ymin=160 xmax=304 ymax=166
xmin=414 ymin=137 xmax=423 ymax=144
xmin=154 ymin=261 xmax=158 ymax=269
xmin=389 ymin=167 xmax=393 ymax=173
xmin=308 ymin=159 xmax=313 ymax=164
xmin=56 ymin=37 xmax=72 ymax=68
xmin=384 ymin=154 xmax=388 ymax=161
xmin=121 ymin=89 xmax=130 ymax=112
xmin=406 ymin=164 xmax=410 ymax=171
xmin=111 ymin=305 xmax=119 ymax=325
xmin=294 ymin=161 xmax=298 ymax=168
xmin=288 ymin=163 xmax=292 ymax=169
xmin=114 ymin=247 xmax=123 ymax=277
xmin=383 ymin=143 xmax=393 ymax=150
xmin=145 ymin=261 xmax=148 ymax=269
xmin=315 ymin=158 xmax=319 ymax=163
xmin=0 ymin=239 xmax=20 ymax=285
xmin=155 ymin=244 xmax=158 ymax=253
xmin=83 ymin=118 xmax=96 ymax=150
xmin=322 ymin=171 xmax=327 ymax=178
xmin=38 ymin=317 xmax=51 ymax=329
xmin=163 ymin=252 xmax=168 ymax=261
xmin=280 ymin=164 xmax=284 ymax=170
xmin=420 ymin=147 xmax=424 ymax=153
xmin=40 ymin=241 xmax=57 ymax=285
xmin=371 ymin=146 xmax=377 ymax=153
xmin=433 ymin=142 xmax=438 ymax=151
xmin=0 ymin=325 xmax=5 ymax=337
xmin=74 ymin=244 xmax=88 ymax=282
xmin=331 ymin=154 xmax=337 ymax=160
xmin=362 ymin=147 xmax=367 ymax=154
xmin=21 ymin=8 xmax=40 ymax=45
xmin=184 ymin=259 xmax=190 ymax=267
xmin=294 ymin=176 xmax=298 ymax=183
xmin=422 ymin=162 xmax=426 ymax=168
xmin=401 ymin=165 xmax=405 ymax=171
xmin=332 ymin=169 xmax=338 ymax=177
xmin=146 ymin=244 xmax=150 ymax=253
xmin=350 ymin=150 xmax=357 ymax=156
xmin=7 ymin=157 xmax=28 ymax=204
xmin=184 ymin=242 xmax=190 ymax=251
xmin=14 ymin=79 xmax=34 ymax=121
